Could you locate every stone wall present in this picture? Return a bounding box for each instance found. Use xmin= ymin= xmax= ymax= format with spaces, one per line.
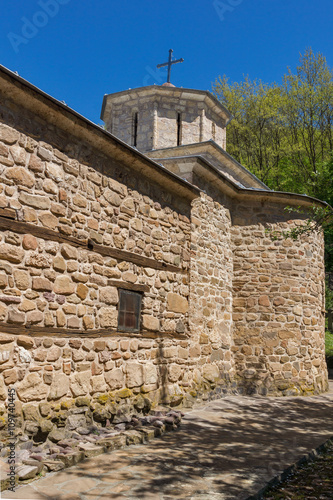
xmin=0 ymin=92 xmax=229 ymax=442
xmin=109 ymin=96 xmax=226 ymax=152
xmin=188 ymin=194 xmax=235 ymax=393
xmin=0 ymin=73 xmax=329 ymax=448
xmin=231 ymin=201 xmax=328 ymax=396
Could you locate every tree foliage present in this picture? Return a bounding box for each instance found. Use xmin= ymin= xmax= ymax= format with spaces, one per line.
xmin=213 ymin=48 xmax=333 ymax=199
xmin=213 ymin=48 xmax=333 ymax=273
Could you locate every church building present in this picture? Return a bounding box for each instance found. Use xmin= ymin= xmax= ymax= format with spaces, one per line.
xmin=0 ymin=59 xmax=328 ymax=440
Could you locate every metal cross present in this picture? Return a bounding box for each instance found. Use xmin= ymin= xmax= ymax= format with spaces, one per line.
xmin=157 ymin=49 xmax=184 ymax=84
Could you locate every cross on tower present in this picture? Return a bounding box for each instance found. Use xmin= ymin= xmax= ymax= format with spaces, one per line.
xmin=157 ymin=49 xmax=184 ymax=84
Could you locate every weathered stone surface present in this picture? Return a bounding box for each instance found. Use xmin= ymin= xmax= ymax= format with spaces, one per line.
xmin=46 ymin=162 xmax=63 ymax=182
xmin=19 ymin=192 xmax=50 ymax=210
xmin=56 ymin=309 xmax=66 ymax=327
xmin=17 ymin=335 xmax=34 ymax=349
xmin=90 ymin=375 xmax=107 ymax=394
xmin=103 ymin=189 xmax=121 ymax=206
xmin=77 ymin=283 xmax=89 ymax=300
xmin=99 ymin=286 xmax=118 ymax=305
xmin=142 ymin=315 xmax=160 ymax=331
xmin=167 ymin=293 xmax=189 ymax=313
xmin=0 ymin=333 xmax=15 ymax=344
xmin=0 ymin=123 xmax=20 ymax=144
xmin=54 ymin=276 xmax=75 ymax=295
xmin=53 ymin=256 xmax=66 ymax=272
xmin=0 ymin=244 xmax=24 ymax=263
xmin=99 ymin=307 xmax=117 ymax=328
xmin=61 ymin=244 xmax=78 ymax=260
xmin=168 ymin=364 xmax=182 ymax=382
xmin=70 ymin=371 xmax=91 ymax=397
xmin=32 ymin=277 xmax=52 ymax=291
xmin=17 ymin=464 xmax=39 ymax=480
xmin=48 ymin=373 xmax=70 ymax=400
xmin=8 ymin=308 xmax=25 ymax=324
xmin=6 ymin=167 xmax=35 ymax=187
xmin=124 ymin=363 xmax=144 ymax=388
xmin=16 ymin=373 xmax=48 ymax=402
xmin=202 ymin=364 xmax=220 ymax=383
xmin=39 ymin=213 xmax=58 ymax=230
xmin=14 ymin=270 xmax=30 ymax=289
xmin=26 ymin=310 xmax=43 ymax=324
xmin=144 ymin=364 xmax=158 ymax=385
xmin=105 ymin=368 xmax=124 ymax=390
xmin=28 ymin=153 xmax=43 ymax=172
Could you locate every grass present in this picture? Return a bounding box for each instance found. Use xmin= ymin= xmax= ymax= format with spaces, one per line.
xmin=325 ymin=331 xmax=333 ymax=357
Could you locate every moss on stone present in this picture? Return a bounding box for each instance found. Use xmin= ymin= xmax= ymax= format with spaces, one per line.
xmin=115 ymin=388 xmax=132 ymax=399
xmin=0 ymin=416 xmax=6 ymax=429
xmin=61 ymin=399 xmax=74 ymax=410
xmin=75 ymin=397 xmax=90 ymax=407
xmin=97 ymin=394 xmax=109 ymax=405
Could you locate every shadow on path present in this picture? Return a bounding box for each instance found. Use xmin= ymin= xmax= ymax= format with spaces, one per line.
xmin=3 ymin=387 xmax=333 ymax=500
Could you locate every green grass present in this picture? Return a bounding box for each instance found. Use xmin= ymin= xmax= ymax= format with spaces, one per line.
xmin=325 ymin=331 xmax=333 ymax=357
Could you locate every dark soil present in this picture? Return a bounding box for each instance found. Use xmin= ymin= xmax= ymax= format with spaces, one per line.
xmin=262 ymin=442 xmax=333 ymax=499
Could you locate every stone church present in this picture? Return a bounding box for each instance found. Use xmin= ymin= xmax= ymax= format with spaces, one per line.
xmin=0 ymin=63 xmax=328 ymax=436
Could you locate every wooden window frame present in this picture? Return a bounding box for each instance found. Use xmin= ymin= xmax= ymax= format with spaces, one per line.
xmin=117 ymin=288 xmax=143 ymax=333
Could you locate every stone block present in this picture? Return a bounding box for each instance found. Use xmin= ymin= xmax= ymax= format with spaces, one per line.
xmin=105 ymin=368 xmax=124 ymax=390
xmin=77 ymin=283 xmax=89 ymax=300
xmin=70 ymin=371 xmax=90 ymax=397
xmin=99 ymin=307 xmax=117 ymax=328
xmin=124 ymin=362 xmax=144 ymax=388
xmin=54 ymin=276 xmax=75 ymax=295
xmin=202 ymin=364 xmax=219 ymax=383
xmin=32 ymin=277 xmax=52 ymax=292
xmin=19 ymin=192 xmax=50 ymax=210
xmin=99 ymin=286 xmax=118 ymax=305
xmin=0 ymin=243 xmax=24 ymax=263
xmin=124 ymin=429 xmax=144 ymax=445
xmin=90 ymin=375 xmax=107 ymax=394
xmin=16 ymin=373 xmax=48 ymax=402
xmin=144 ymin=364 xmax=158 ymax=385
xmin=168 ymin=364 xmax=182 ymax=382
xmin=167 ymin=292 xmax=188 ymax=313
xmin=142 ymin=314 xmax=160 ymax=331
xmin=39 ymin=213 xmax=58 ymax=230
xmin=48 ymin=373 xmax=70 ymax=400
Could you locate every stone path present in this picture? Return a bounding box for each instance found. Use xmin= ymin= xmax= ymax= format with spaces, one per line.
xmin=2 ymin=381 xmax=333 ymax=500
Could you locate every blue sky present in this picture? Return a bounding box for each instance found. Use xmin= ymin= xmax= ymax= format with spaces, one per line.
xmin=1 ymin=0 xmax=332 ymax=124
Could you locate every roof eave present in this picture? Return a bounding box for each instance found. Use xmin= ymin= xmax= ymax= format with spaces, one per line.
xmin=0 ymin=65 xmax=200 ymax=203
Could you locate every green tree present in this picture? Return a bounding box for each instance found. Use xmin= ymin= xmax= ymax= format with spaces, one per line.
xmin=213 ymin=49 xmax=333 ymax=276
xmin=212 ymin=76 xmax=285 ymax=187
xmin=281 ymin=49 xmax=333 ymax=197
xmin=212 ymin=49 xmax=333 ymax=197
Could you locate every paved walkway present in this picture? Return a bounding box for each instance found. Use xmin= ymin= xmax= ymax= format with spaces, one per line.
xmin=2 ymin=382 xmax=333 ymax=500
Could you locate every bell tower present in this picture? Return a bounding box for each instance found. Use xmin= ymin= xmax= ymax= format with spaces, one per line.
xmin=100 ymin=84 xmax=231 ymax=153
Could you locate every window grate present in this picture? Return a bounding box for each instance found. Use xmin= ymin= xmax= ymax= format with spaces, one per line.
xmin=117 ymin=289 xmax=142 ymax=332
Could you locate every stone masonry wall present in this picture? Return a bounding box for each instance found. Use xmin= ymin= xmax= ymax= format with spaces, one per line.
xmin=188 ymin=193 xmax=235 ymax=395
xmin=0 ymin=92 xmax=232 ymax=442
xmin=231 ymin=201 xmax=328 ymax=396
xmin=109 ymin=96 xmax=226 ymax=152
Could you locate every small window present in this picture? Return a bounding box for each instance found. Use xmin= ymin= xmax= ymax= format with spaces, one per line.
xmin=133 ymin=112 xmax=138 ymax=147
xmin=177 ymin=112 xmax=182 ymax=146
xmin=118 ymin=289 xmax=142 ymax=332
